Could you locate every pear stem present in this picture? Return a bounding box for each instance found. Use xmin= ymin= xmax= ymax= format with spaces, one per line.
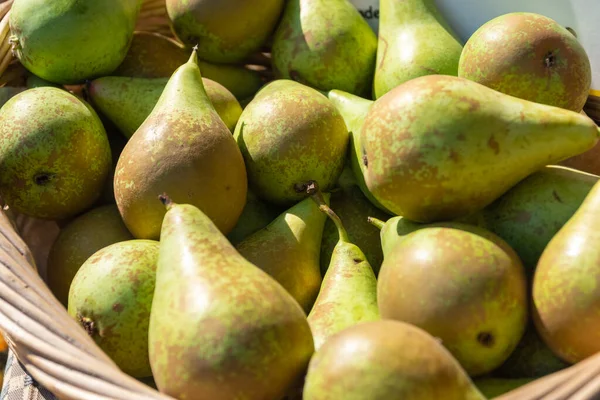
xmin=298 ymin=180 xmax=350 ymax=243
xmin=367 ymin=217 xmax=386 ymax=230
xmin=158 ymin=193 xmax=174 ymax=210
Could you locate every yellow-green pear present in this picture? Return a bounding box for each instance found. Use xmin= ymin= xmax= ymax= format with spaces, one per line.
xmin=114 ymin=49 xmax=247 ymax=240
xmin=362 ymin=75 xmax=600 ymax=223
xmin=149 ymin=195 xmax=314 ymax=400
xmin=226 ymin=190 xmax=283 ymax=246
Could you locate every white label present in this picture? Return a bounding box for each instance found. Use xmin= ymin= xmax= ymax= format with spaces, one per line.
xmin=349 ymin=0 xmax=380 ymax=34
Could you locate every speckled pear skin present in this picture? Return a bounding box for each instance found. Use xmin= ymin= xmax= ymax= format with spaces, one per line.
xmin=533 ymin=179 xmax=600 ymax=364
xmin=47 ymin=204 xmax=134 ymax=307
xmin=234 ymin=80 xmax=349 ymax=206
xmin=113 ymin=31 xmax=265 ymax=101
xmin=378 ymin=224 xmax=528 ymax=377
xmin=361 ymin=75 xmax=600 ymax=223
xmin=9 ymin=0 xmax=141 ymax=84
xmin=458 ymin=12 xmax=592 ymax=112
xmin=166 ymin=0 xmax=284 ymax=64
xmin=308 ymin=200 xmax=379 ymax=350
xmin=0 ymin=87 xmax=112 ymax=220
xmin=373 ymin=0 xmax=463 ymax=99
xmin=478 ymin=165 xmax=598 ymax=280
xmin=326 ymin=90 xmax=391 ymax=215
xmin=303 ymin=320 xmax=485 ymax=400
xmin=236 ymin=194 xmax=330 ymax=313
xmin=320 ymin=165 xmax=388 ymax=277
xmin=272 ymin=0 xmax=377 ymax=97
xmin=149 ymin=200 xmax=314 ymax=400
xmin=226 ymin=189 xmax=284 ymax=246
xmin=88 ymin=76 xmax=242 ymax=137
xmin=114 ymin=50 xmax=247 ymax=240
xmin=68 ymin=239 xmax=159 ymax=378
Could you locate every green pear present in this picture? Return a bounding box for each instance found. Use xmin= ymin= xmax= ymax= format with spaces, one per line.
xmin=378 ymin=224 xmax=528 ymax=376
xmin=113 ymin=31 xmax=265 ymax=101
xmin=166 ymin=0 xmax=284 ymax=64
xmin=533 ymin=179 xmax=600 ymax=364
xmin=68 ymin=239 xmax=159 ymax=378
xmin=478 ymin=165 xmax=598 ymax=279
xmin=234 ymin=80 xmax=349 ymax=206
xmin=326 ymin=89 xmax=391 ymax=214
xmin=458 ymin=12 xmax=592 ymax=112
xmin=0 ymin=87 xmax=112 ymax=220
xmin=474 ymin=378 xmax=535 ymax=399
xmin=303 ymin=320 xmax=485 ymax=400
xmin=271 ymin=0 xmax=377 ymax=97
xmin=226 ymin=190 xmax=283 ymax=246
xmin=320 ymin=165 xmax=388 ymax=276
xmin=236 ymin=193 xmax=329 ymax=312
xmin=373 ymin=0 xmax=463 ymax=99
xmin=361 ymin=75 xmax=600 ymax=223
xmin=149 ymin=196 xmax=314 ymax=400
xmin=114 ymin=49 xmax=247 ymax=240
xmin=47 ymin=204 xmax=134 ymax=306
xmin=494 ymin=322 xmax=569 ymax=379
xmin=9 ymin=0 xmax=141 ymax=84
xmin=88 ymin=76 xmax=242 ymax=137
xmin=26 ymin=75 xmax=62 ymax=89
xmin=307 ymin=189 xmax=379 ymax=350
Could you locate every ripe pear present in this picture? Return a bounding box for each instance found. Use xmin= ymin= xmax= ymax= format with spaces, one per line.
xmin=533 ymin=179 xmax=600 ymax=364
xmin=113 ymin=31 xmax=265 ymax=101
xmin=9 ymin=0 xmax=141 ymax=84
xmin=236 ymin=193 xmax=329 ymax=312
xmin=373 ymin=0 xmax=463 ymax=99
xmin=114 ymin=49 xmax=247 ymax=240
xmin=166 ymin=0 xmax=284 ymax=64
xmin=149 ymin=196 xmax=314 ymax=400
xmin=68 ymin=239 xmax=159 ymax=378
xmin=226 ymin=190 xmax=283 ymax=246
xmin=307 ymin=189 xmax=379 ymax=350
xmin=458 ymin=12 xmax=592 ymax=112
xmin=303 ymin=320 xmax=485 ymax=400
xmin=326 ymin=89 xmax=391 ymax=214
xmin=47 ymin=204 xmax=134 ymax=306
xmin=234 ymin=80 xmax=349 ymax=206
xmin=478 ymin=165 xmax=598 ymax=279
xmin=0 ymin=87 xmax=112 ymax=220
xmin=378 ymin=224 xmax=528 ymax=376
xmin=88 ymin=76 xmax=242 ymax=137
xmin=320 ymin=165 xmax=388 ymax=276
xmin=272 ymin=0 xmax=377 ymax=96
xmin=361 ymin=75 xmax=600 ymax=223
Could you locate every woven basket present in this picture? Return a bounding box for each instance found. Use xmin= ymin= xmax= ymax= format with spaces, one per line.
xmin=0 ymin=0 xmax=599 ymax=399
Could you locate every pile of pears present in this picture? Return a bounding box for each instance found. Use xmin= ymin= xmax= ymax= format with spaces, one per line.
xmin=0 ymin=0 xmax=599 ymax=399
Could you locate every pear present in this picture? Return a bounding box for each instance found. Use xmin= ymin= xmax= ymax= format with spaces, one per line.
xmin=560 ymin=112 xmax=600 ymax=174
xmin=47 ymin=204 xmax=134 ymax=306
xmin=378 ymin=224 xmax=528 ymax=376
xmin=533 ymin=179 xmax=600 ymax=364
xmin=236 ymin=193 xmax=329 ymax=312
xmin=474 ymin=378 xmax=535 ymax=399
xmin=68 ymin=239 xmax=159 ymax=378
xmin=0 ymin=87 xmax=112 ymax=220
xmin=234 ymin=80 xmax=349 ymax=206
xmin=361 ymin=75 xmax=600 ymax=223
xmin=458 ymin=12 xmax=592 ymax=112
xmin=326 ymin=89 xmax=391 ymax=214
xmin=149 ymin=195 xmax=314 ymax=400
xmin=26 ymin=75 xmax=62 ymax=89
xmin=226 ymin=190 xmax=283 ymax=246
xmin=307 ymin=188 xmax=379 ymax=350
xmin=9 ymin=0 xmax=141 ymax=84
xmin=114 ymin=49 xmax=247 ymax=240
xmin=88 ymin=76 xmax=242 ymax=137
xmin=271 ymin=0 xmax=377 ymax=97
xmin=166 ymin=0 xmax=284 ymax=64
xmin=113 ymin=31 xmax=265 ymax=101
xmin=303 ymin=320 xmax=485 ymax=400
xmin=320 ymin=165 xmax=388 ymax=276
xmin=478 ymin=165 xmax=598 ymax=279
xmin=373 ymin=0 xmax=463 ymax=99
